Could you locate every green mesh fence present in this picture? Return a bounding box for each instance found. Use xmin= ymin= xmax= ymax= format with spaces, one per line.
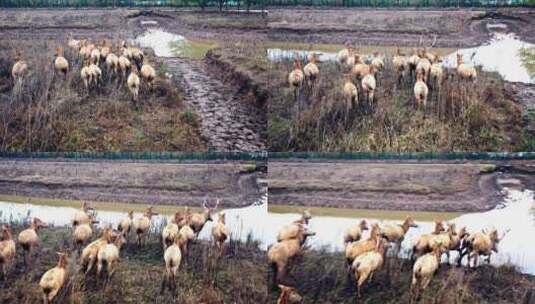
xmin=0 ymin=151 xmax=268 ymax=160
xmin=0 ymin=0 xmax=533 ymax=7
xmin=0 ymin=151 xmax=533 ymax=160
xmin=269 ymin=152 xmax=535 ymax=160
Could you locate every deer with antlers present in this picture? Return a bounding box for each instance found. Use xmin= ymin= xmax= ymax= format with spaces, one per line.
xmin=189 ymin=198 xmax=218 ymax=236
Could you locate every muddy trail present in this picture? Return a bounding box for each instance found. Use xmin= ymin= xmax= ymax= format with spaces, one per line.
xmin=165 ymin=58 xmax=265 ymax=151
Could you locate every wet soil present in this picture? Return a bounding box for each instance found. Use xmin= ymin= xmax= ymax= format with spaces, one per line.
xmin=154 ymin=7 xmax=535 ymax=47
xmin=267 ymin=160 xmax=525 ymax=212
xmin=0 ymin=158 xmax=263 ymax=207
xmin=166 ymin=58 xmax=266 ymax=151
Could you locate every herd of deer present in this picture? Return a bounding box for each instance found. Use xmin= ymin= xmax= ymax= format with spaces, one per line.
xmin=287 ymin=41 xmax=478 ymax=121
xmin=0 ymin=200 xmax=229 ymax=304
xmin=271 ymin=211 xmax=508 ymax=303
xmin=10 ymin=34 xmax=157 ymax=102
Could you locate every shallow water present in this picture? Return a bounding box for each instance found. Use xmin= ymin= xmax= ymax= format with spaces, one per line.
xmin=266 ymin=33 xmax=535 ymax=84
xmin=268 ymin=188 xmax=535 ymax=274
xmin=0 ymin=196 xmax=268 ymax=249
xmin=442 ymin=33 xmax=534 ymax=84
xmin=140 ymin=20 xmax=158 ymax=26
xmin=133 ymin=28 xmax=186 ymax=57
xmin=267 ymin=48 xmax=339 ymax=63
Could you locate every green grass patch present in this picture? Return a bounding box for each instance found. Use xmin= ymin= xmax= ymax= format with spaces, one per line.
xmin=241 ymin=163 xmax=257 ymax=173
xmin=0 ymin=194 xmax=204 ymax=215
xmin=268 ymin=204 xmax=463 ymax=221
xmin=480 ymin=163 xmax=497 ymax=173
xmin=170 ymin=39 xmax=217 ymax=60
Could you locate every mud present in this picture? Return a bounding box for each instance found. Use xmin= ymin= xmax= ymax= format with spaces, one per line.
xmin=0 ymin=158 xmax=263 ymax=207
xmin=267 ymin=160 xmax=517 ymax=212
xmin=505 ymin=82 xmax=535 ymax=135
xmin=155 ymin=7 xmax=535 ymax=47
xmin=165 ymin=58 xmax=266 ymax=151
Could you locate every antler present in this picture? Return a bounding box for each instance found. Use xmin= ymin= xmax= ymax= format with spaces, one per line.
xmin=430 ymin=34 xmax=437 ymax=48
xmin=499 ymin=228 xmax=511 ymax=241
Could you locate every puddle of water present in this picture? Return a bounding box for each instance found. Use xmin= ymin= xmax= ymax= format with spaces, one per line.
xmin=442 ymin=33 xmax=535 ymax=84
xmin=0 ymin=196 xmax=268 ymax=249
xmin=267 ymin=188 xmax=535 ymax=274
xmin=133 ymin=29 xmax=214 ymax=60
xmin=267 ymin=33 xmax=535 ymax=84
xmin=486 ymin=23 xmax=508 ymax=31
xmin=140 ymin=20 xmax=158 ymax=26
xmin=267 ymin=49 xmax=339 ymax=63
xmin=133 ymin=28 xmax=186 ymax=57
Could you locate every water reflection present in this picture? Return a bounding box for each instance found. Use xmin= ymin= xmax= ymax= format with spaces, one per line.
xmin=133 ymin=28 xmax=186 ymax=57
xmin=442 ymin=33 xmax=534 ymax=84
xmin=266 ymin=33 xmax=535 ymax=84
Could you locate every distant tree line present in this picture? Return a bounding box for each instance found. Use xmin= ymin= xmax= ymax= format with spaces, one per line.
xmin=0 ymin=0 xmax=533 ymax=8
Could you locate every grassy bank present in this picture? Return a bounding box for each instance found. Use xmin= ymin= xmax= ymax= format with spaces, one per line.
xmin=0 ymin=38 xmax=205 ymax=152
xmin=1 ymin=223 xmax=267 ymax=303
xmin=268 ymin=58 xmax=523 ymax=152
xmin=210 ymin=41 xmax=527 ymax=152
xmin=268 ymin=247 xmax=535 ymax=303
xmin=169 ymin=37 xmax=217 ymax=60
xmin=0 ymin=194 xmax=207 ymax=214
xmin=268 ymin=204 xmax=462 ymax=221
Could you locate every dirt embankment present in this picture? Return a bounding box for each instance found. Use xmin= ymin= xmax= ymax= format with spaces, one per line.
xmin=150 ymin=7 xmax=535 ymax=47
xmin=0 ymin=9 xmax=133 ymax=38
xmin=267 ymin=160 xmax=525 ymax=212
xmin=266 ymin=8 xmax=535 ymax=47
xmin=0 ymin=158 xmax=264 ymax=207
